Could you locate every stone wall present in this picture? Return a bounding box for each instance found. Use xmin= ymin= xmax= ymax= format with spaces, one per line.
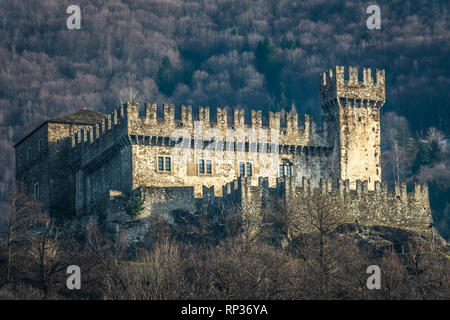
xmin=281 ymin=177 xmax=432 ymax=233
xmin=70 ymin=109 xmax=132 ymax=216
xmin=15 ymin=124 xmax=50 ymax=208
xmin=133 ymin=186 xmax=197 ymax=218
xmin=15 ymin=122 xmax=95 ymax=217
xmin=111 ymin=175 xmax=432 ymax=239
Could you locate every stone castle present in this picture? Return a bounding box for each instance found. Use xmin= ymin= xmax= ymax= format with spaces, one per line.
xmin=14 ymin=66 xmax=432 ymax=239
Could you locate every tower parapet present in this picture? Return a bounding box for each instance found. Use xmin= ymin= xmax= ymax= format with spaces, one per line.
xmin=320 ymin=66 xmax=385 ymax=106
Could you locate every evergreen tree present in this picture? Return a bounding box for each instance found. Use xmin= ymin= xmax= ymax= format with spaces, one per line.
xmin=157 ymin=56 xmax=177 ymax=96
xmin=429 ymin=140 xmax=440 ymax=163
xmin=254 ymin=39 xmax=284 ymax=93
xmin=412 ymin=139 xmax=431 ymax=173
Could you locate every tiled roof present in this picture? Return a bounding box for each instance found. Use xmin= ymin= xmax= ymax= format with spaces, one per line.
xmin=50 ymin=108 xmax=106 ymax=124
xmin=14 ymin=108 xmax=107 ymax=147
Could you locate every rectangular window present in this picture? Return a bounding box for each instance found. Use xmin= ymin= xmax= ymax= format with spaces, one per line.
xmin=27 ymin=147 xmax=32 ymax=161
xmin=246 ymin=162 xmax=252 ymax=176
xmin=39 ymin=139 xmax=43 ymax=152
xmin=199 ymin=159 xmax=205 ymax=174
xmin=158 ymin=156 xmax=172 ymax=172
xmin=279 ymin=163 xmax=293 ymax=177
xmin=158 ymin=156 xmax=164 ymax=171
xmin=18 ymin=154 xmax=23 ymax=166
xmin=165 ymin=157 xmax=171 ymax=171
xmin=206 ymin=160 xmax=212 ymax=174
xmin=239 ymin=162 xmax=245 ymax=176
xmin=286 ymin=165 xmax=292 ymax=177
xmin=34 ymin=183 xmax=39 ymax=199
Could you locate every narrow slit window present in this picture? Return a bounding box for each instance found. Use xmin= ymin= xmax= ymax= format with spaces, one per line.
xmin=34 ymin=182 xmax=39 ymax=199
xmin=27 ymin=147 xmax=32 ymax=161
xmin=206 ymin=160 xmax=212 ymax=174
xmin=239 ymin=162 xmax=245 ymax=176
xmin=199 ymin=159 xmax=205 ymax=174
xmin=165 ymin=157 xmax=171 ymax=171
xmin=158 ymin=156 xmax=164 ymax=171
xmin=286 ymin=164 xmax=292 ymax=177
xmin=246 ymin=162 xmax=252 ymax=176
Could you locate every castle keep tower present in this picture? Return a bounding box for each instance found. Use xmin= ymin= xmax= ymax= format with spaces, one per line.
xmin=320 ymin=66 xmax=385 ymax=190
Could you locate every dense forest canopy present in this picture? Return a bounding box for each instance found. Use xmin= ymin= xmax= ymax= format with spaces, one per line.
xmin=0 ymin=0 xmax=449 ymax=223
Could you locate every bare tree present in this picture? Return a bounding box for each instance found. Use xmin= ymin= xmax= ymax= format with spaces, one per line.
xmin=84 ymin=220 xmax=127 ymax=299
xmin=282 ymin=190 xmax=349 ymax=298
xmin=24 ymin=210 xmax=71 ymax=299
xmin=405 ymin=238 xmax=450 ymax=299
xmin=218 ymin=200 xmax=272 ymax=243
xmin=1 ymin=185 xmax=39 ymax=285
xmin=108 ymin=240 xmax=188 ymax=300
xmin=378 ymin=250 xmax=410 ymax=299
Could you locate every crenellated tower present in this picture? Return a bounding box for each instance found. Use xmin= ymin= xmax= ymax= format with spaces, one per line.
xmin=320 ymin=66 xmax=385 ymax=190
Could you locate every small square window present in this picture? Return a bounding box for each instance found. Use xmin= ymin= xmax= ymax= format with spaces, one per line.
xmin=158 ymin=156 xmax=172 ymax=172
xmin=206 ymin=160 xmax=212 ymax=174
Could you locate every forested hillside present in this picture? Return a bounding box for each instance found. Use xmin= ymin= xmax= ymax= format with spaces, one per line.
xmin=0 ymin=0 xmax=449 ymax=236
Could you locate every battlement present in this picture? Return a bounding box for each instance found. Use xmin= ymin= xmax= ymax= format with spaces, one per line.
xmin=320 ymin=66 xmax=385 ymax=105
xmin=279 ymin=176 xmax=428 ymax=197
xmin=71 ymin=103 xmax=129 ymax=148
xmin=275 ymin=176 xmax=431 ymax=232
xmin=130 ymin=103 xmax=302 ymax=131
xmin=70 ymin=102 xmax=329 ymax=152
xmin=217 ymin=176 xmax=429 ymax=206
xmin=125 ymin=176 xmax=431 ymax=233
